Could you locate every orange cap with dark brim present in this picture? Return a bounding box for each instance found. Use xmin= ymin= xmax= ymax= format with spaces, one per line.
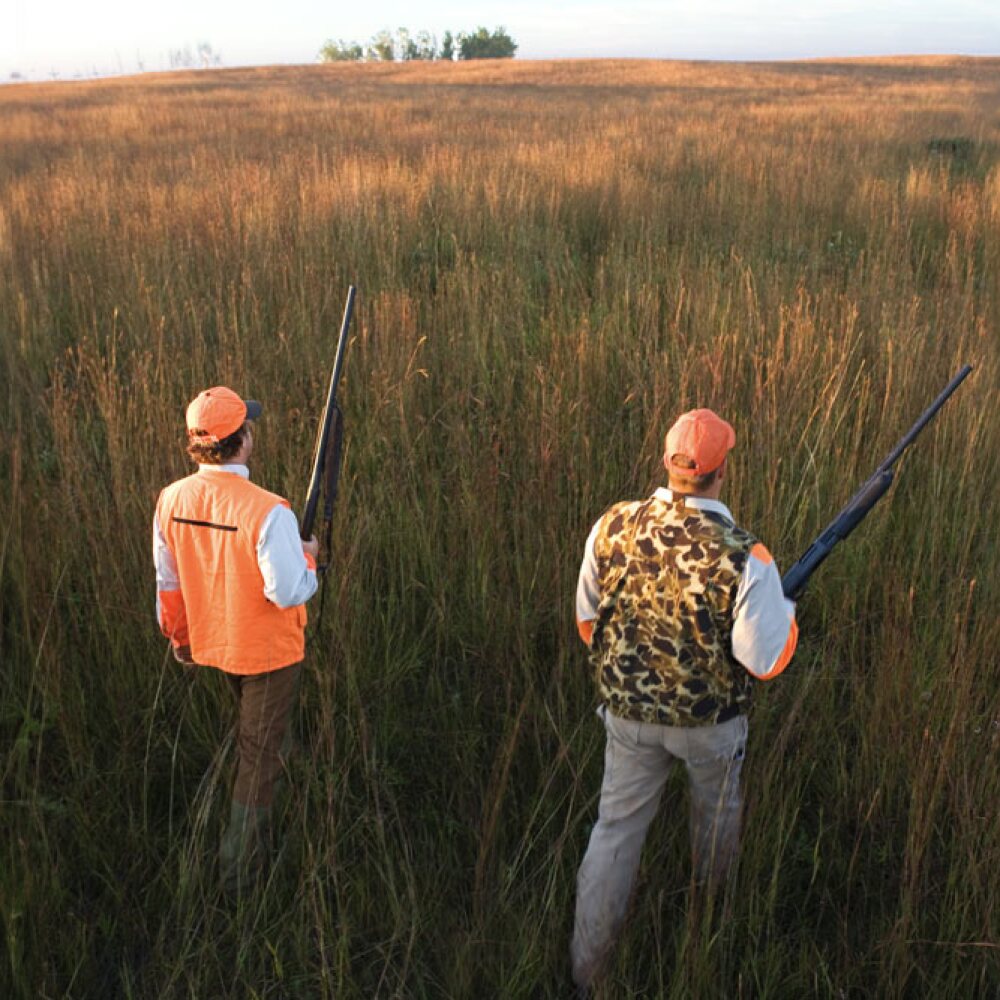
xmin=663 ymin=408 xmax=736 ymax=476
xmin=186 ymin=386 xmax=261 ymax=444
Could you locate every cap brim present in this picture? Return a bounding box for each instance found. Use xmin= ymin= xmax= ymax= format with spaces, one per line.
xmin=244 ymin=399 xmax=262 ymax=421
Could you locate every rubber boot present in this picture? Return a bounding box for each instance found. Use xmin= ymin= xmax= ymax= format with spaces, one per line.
xmin=219 ymin=801 xmax=272 ymax=899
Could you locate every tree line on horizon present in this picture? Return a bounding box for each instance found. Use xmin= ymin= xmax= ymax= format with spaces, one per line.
xmin=319 ymin=26 xmax=517 ymax=63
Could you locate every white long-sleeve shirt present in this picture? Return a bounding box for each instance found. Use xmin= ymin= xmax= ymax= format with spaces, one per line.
xmin=575 ymin=487 xmax=797 ymax=680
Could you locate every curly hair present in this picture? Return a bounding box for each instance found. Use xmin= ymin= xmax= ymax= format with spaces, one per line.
xmin=186 ymin=422 xmax=249 ymax=464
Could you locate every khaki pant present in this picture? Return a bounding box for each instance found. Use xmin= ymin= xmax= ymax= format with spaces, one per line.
xmin=219 ymin=661 xmax=301 ymax=894
xmin=571 ymin=706 xmax=747 ymax=987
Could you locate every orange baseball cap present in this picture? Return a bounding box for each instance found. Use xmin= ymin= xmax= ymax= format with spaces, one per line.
xmin=186 ymin=386 xmax=262 ymax=443
xmin=663 ymin=408 xmax=735 ymax=476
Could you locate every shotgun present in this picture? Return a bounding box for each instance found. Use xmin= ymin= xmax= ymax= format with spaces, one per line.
xmin=301 ymin=285 xmax=356 ymax=564
xmin=782 ymin=365 xmax=973 ymax=599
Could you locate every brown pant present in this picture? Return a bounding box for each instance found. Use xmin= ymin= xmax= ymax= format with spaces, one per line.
xmin=226 ymin=661 xmax=302 ymax=808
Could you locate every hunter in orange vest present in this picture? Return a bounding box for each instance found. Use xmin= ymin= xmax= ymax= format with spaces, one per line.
xmin=153 ymin=386 xmax=319 ymax=895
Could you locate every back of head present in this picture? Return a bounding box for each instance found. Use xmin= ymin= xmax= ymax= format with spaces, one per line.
xmin=663 ymin=408 xmax=735 ymax=494
xmin=184 ymin=386 xmax=261 ymax=464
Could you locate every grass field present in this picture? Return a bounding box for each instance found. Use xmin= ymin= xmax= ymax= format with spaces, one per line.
xmin=1 ymin=57 xmax=998 ymax=998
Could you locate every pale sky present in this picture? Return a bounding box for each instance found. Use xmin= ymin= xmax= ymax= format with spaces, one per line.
xmin=3 ymin=0 xmax=999 ymax=80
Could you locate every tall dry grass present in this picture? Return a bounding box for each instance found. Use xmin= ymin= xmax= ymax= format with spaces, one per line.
xmin=1 ymin=58 xmax=998 ymax=997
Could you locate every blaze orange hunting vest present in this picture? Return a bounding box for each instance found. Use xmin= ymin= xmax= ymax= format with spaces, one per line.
xmin=157 ymin=469 xmax=306 ymax=673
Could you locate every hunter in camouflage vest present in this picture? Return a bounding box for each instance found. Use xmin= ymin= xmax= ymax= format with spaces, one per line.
xmin=570 ymin=409 xmax=798 ymax=990
xmin=590 ymin=492 xmax=757 ymax=726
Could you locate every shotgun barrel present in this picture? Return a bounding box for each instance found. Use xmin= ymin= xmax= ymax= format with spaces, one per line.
xmin=301 ymin=285 xmax=356 ymax=543
xmin=781 ymin=364 xmax=973 ymax=599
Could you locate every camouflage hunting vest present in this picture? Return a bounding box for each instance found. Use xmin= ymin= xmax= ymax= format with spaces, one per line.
xmin=590 ymin=494 xmax=755 ymax=727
